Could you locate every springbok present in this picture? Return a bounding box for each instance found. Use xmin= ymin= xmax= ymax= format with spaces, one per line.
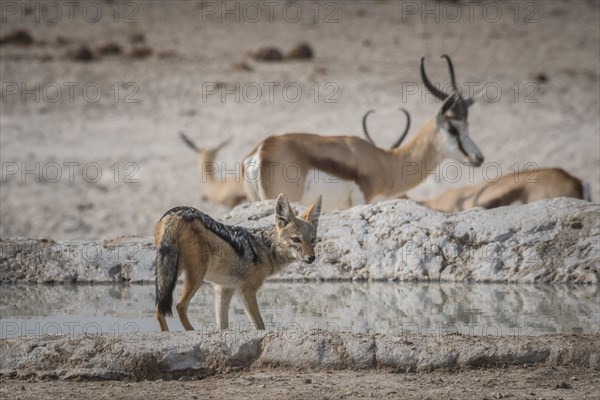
xmin=180 ymin=133 xmax=247 ymax=208
xmin=418 ymin=168 xmax=591 ymax=212
xmin=180 ymin=111 xmax=411 ymax=209
xmin=242 ymin=55 xmax=485 ymax=211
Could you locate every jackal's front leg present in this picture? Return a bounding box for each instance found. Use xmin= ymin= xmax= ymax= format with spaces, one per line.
xmin=240 ymin=287 xmax=265 ymax=330
xmin=214 ymin=286 xmax=235 ymax=330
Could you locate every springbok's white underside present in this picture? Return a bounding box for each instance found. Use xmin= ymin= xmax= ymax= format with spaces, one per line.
xmin=301 ymin=170 xmax=365 ymax=211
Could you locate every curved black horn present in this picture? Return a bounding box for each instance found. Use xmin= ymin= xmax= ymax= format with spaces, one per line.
xmin=441 ymin=54 xmax=458 ymax=94
xmin=362 ymin=108 xmax=411 ymax=149
xmin=362 ymin=109 xmax=377 ymax=146
xmin=420 ymin=57 xmax=448 ymax=100
xmin=390 ymin=108 xmax=411 ymax=149
xmin=180 ymin=131 xmax=199 ymax=152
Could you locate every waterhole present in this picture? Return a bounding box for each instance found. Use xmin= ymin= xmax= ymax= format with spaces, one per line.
xmin=1 ymin=282 xmax=598 ymax=339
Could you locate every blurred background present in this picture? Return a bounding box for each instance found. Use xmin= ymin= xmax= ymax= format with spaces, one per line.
xmin=1 ymin=0 xmax=598 ymax=240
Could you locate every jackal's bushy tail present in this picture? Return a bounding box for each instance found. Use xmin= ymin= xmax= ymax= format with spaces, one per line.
xmin=155 ymin=216 xmax=180 ymax=316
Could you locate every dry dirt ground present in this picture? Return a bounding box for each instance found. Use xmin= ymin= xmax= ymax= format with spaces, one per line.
xmin=1 ymin=0 xmax=599 ymax=240
xmin=1 ymin=366 xmax=599 ymax=400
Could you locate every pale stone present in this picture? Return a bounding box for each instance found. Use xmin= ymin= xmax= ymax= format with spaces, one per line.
xmin=1 ymin=198 xmax=598 ymax=284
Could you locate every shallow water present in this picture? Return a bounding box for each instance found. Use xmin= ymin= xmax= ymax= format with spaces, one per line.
xmin=1 ymin=282 xmax=598 ymax=339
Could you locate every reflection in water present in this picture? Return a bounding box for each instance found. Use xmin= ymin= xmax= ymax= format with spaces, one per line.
xmin=0 ymin=282 xmax=598 ymax=338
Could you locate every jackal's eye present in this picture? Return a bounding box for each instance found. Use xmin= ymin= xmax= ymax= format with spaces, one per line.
xmin=291 ymin=237 xmax=302 ymax=243
xmin=311 ymin=238 xmax=316 ymax=244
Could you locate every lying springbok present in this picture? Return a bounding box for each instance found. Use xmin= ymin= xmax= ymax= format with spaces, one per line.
xmin=242 ymin=55 xmax=485 ymax=211
xmin=419 ymin=168 xmax=591 ymax=212
xmin=180 ymin=133 xmax=247 ymax=208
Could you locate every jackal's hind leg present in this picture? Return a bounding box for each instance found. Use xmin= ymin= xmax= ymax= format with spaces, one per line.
xmin=156 ymin=307 xmax=169 ymax=332
xmin=240 ymin=288 xmax=265 ymax=330
xmin=176 ymin=275 xmax=204 ymax=331
xmin=214 ymin=286 xmax=235 ymax=330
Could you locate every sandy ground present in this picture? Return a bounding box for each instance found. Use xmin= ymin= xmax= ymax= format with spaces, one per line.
xmin=2 ymin=366 xmax=599 ymax=400
xmin=1 ymin=0 xmax=599 ymax=240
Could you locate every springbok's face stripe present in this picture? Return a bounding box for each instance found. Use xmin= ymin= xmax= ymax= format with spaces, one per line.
xmin=447 ymin=122 xmax=470 ymax=159
xmin=444 ymin=119 xmax=483 ymax=165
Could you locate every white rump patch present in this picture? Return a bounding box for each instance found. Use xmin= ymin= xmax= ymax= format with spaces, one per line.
xmin=242 ymin=146 xmax=263 ymax=202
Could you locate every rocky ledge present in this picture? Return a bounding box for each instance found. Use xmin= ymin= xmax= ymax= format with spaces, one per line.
xmin=1 ymin=198 xmax=598 ymax=284
xmin=0 ymin=331 xmax=598 ymax=381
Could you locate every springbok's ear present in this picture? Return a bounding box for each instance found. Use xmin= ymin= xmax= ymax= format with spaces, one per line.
xmin=301 ymin=195 xmax=322 ymax=229
xmin=465 ymin=88 xmax=483 ymax=108
xmin=435 ymin=96 xmax=454 ymax=128
xmin=275 ymin=194 xmax=295 ymax=227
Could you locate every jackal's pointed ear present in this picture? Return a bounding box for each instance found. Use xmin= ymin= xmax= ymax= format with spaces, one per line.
xmin=275 ymin=194 xmax=295 ymax=227
xmin=301 ymin=195 xmax=322 ymax=228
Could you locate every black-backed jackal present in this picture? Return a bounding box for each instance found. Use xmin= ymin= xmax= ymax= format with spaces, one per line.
xmin=154 ymin=194 xmax=322 ymax=331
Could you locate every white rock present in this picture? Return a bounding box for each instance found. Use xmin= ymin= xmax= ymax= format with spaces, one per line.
xmin=1 ymin=331 xmax=598 ymax=380
xmin=1 ymin=198 xmax=598 ymax=284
